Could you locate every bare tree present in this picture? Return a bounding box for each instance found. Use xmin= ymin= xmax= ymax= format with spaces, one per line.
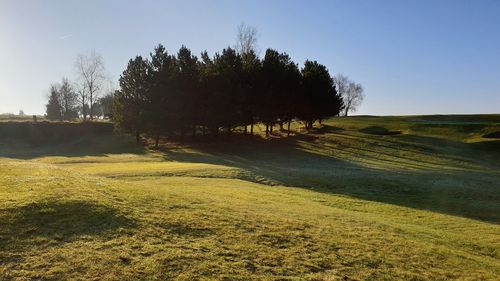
xmin=74 ymin=79 xmax=89 ymax=121
xmin=343 ymin=82 xmax=364 ymax=116
xmin=235 ymin=22 xmax=258 ymax=55
xmin=75 ymin=51 xmax=107 ymax=120
xmin=334 ymin=74 xmax=364 ymax=116
xmin=333 ymin=74 xmax=349 ymax=100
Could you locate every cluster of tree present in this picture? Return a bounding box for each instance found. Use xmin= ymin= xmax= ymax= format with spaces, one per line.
xmin=45 ymin=51 xmax=114 ymax=121
xmin=46 ymin=77 xmax=114 ymax=121
xmin=45 ymin=25 xmax=364 ymax=140
xmin=46 ymin=78 xmax=79 ymax=120
xmin=114 ymin=43 xmax=346 ymax=146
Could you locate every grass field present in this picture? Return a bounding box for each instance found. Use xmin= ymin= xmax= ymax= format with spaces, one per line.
xmin=1 ymin=115 xmax=499 ymax=280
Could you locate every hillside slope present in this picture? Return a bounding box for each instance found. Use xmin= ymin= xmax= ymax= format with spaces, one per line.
xmin=1 ymin=115 xmax=499 ymax=280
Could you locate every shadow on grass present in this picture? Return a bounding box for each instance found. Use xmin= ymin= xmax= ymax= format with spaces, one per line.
xmin=0 ymin=200 xmax=136 ymax=251
xmin=483 ymin=131 xmax=500 ymax=139
xmin=156 ymin=129 xmax=500 ymax=223
xmin=359 ymin=126 xmax=401 ymax=135
xmin=1 ymin=126 xmax=499 ymax=223
xmin=0 ymin=135 xmax=146 ymax=159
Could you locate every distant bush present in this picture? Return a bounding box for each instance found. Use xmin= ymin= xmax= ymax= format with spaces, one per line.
xmin=359 ymin=126 xmax=401 ymax=136
xmin=483 ymin=131 xmax=500 ymax=139
xmin=0 ymin=121 xmax=114 ymax=143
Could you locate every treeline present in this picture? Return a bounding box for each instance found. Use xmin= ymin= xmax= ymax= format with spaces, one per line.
xmin=45 ymin=51 xmax=113 ymax=121
xmin=46 ymin=78 xmax=114 ymax=121
xmin=0 ymin=121 xmax=113 ymax=143
xmin=114 ymin=44 xmax=344 ymax=146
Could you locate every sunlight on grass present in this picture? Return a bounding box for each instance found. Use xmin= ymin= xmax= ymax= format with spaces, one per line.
xmin=1 ymin=115 xmax=499 ymax=280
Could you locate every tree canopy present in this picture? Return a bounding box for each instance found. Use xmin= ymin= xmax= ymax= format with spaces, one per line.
xmin=113 ymin=44 xmax=345 ymax=144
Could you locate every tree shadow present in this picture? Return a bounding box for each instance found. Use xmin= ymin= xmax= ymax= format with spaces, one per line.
xmin=1 ymin=126 xmax=499 ymax=223
xmin=483 ymin=131 xmax=500 ymax=139
xmin=0 ymin=200 xmax=136 ymax=252
xmin=0 ymin=135 xmax=146 ymax=159
xmin=359 ymin=126 xmax=401 ymax=135
xmin=157 ymin=130 xmax=500 ymax=223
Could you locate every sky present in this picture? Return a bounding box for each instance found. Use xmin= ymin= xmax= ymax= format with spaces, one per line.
xmin=0 ymin=0 xmax=499 ymax=116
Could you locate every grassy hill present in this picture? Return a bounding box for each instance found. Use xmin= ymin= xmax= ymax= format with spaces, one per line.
xmin=1 ymin=115 xmax=499 ymax=280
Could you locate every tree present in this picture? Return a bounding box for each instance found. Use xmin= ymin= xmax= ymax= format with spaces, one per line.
xmin=148 ymin=44 xmax=177 ymax=146
xmin=261 ymin=49 xmax=301 ymax=136
xmin=175 ymin=45 xmax=200 ymax=137
xmin=59 ymin=78 xmax=79 ymax=120
xmin=46 ymin=85 xmax=63 ymax=120
xmin=98 ymin=92 xmax=115 ymax=119
xmin=75 ymin=51 xmax=107 ymax=120
xmin=299 ymin=60 xmax=343 ymax=129
xmin=333 ymin=74 xmax=364 ymax=116
xmin=45 ymin=78 xmax=79 ymax=121
xmin=235 ymin=23 xmax=258 ymax=55
xmin=74 ymin=79 xmax=89 ymax=121
xmin=236 ymin=23 xmax=261 ymax=135
xmin=112 ymin=43 xmax=349 ymax=141
xmin=333 ymin=74 xmax=350 ymax=102
xmin=114 ymin=56 xmax=151 ymax=143
xmin=343 ymin=82 xmax=364 ymax=116
xmin=18 ymin=110 xmax=25 ymax=116
xmin=240 ymin=50 xmax=262 ymax=135
xmin=211 ymin=47 xmax=243 ymax=134
xmin=198 ymin=51 xmax=218 ymax=134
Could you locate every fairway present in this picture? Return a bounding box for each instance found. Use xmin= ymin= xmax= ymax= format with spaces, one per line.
xmin=1 ymin=115 xmax=499 ymax=280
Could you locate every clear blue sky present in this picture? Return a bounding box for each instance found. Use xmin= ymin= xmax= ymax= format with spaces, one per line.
xmin=1 ymin=0 xmax=499 ymax=115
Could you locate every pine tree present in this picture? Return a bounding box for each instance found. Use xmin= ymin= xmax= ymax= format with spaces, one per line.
xmin=46 ymin=85 xmax=63 ymax=120
xmin=299 ymin=60 xmax=343 ymax=129
xmin=114 ymin=56 xmax=151 ymax=143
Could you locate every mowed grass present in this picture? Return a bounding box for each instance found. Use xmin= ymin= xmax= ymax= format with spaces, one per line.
xmin=0 ymin=115 xmax=499 ymax=280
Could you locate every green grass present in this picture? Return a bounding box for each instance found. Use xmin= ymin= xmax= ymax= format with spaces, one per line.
xmin=1 ymin=115 xmax=499 ymax=280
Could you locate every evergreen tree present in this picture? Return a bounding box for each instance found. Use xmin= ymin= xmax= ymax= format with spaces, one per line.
xmin=46 ymin=85 xmax=63 ymax=120
xmin=240 ymin=50 xmax=262 ymax=135
xmin=112 ymin=44 xmax=348 ymax=142
xmin=114 ymin=56 xmax=151 ymax=143
xmin=198 ymin=51 xmax=218 ymax=134
xmin=148 ymin=44 xmax=177 ymax=145
xmin=99 ymin=92 xmax=115 ymax=119
xmin=209 ymin=47 xmax=243 ymax=134
xmin=299 ymin=60 xmax=343 ymax=129
xmin=261 ymin=49 xmax=301 ymax=136
xmin=176 ymin=46 xmax=200 ymax=136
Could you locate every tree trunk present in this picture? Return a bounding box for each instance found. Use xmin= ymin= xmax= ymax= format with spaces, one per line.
xmin=82 ymin=101 xmax=87 ymax=121
xmin=287 ymin=120 xmax=291 ymax=137
xmin=89 ymin=89 xmax=93 ymax=120
xmin=135 ymin=130 xmax=140 ymax=144
xmin=244 ymin=125 xmax=247 ymax=134
xmin=270 ymin=124 xmax=273 ymax=134
xmin=265 ymin=124 xmax=269 ymax=137
xmin=155 ymin=134 xmax=160 ymax=148
xmin=250 ymin=123 xmax=254 ymax=135
xmin=279 ymin=121 xmax=284 ymax=130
